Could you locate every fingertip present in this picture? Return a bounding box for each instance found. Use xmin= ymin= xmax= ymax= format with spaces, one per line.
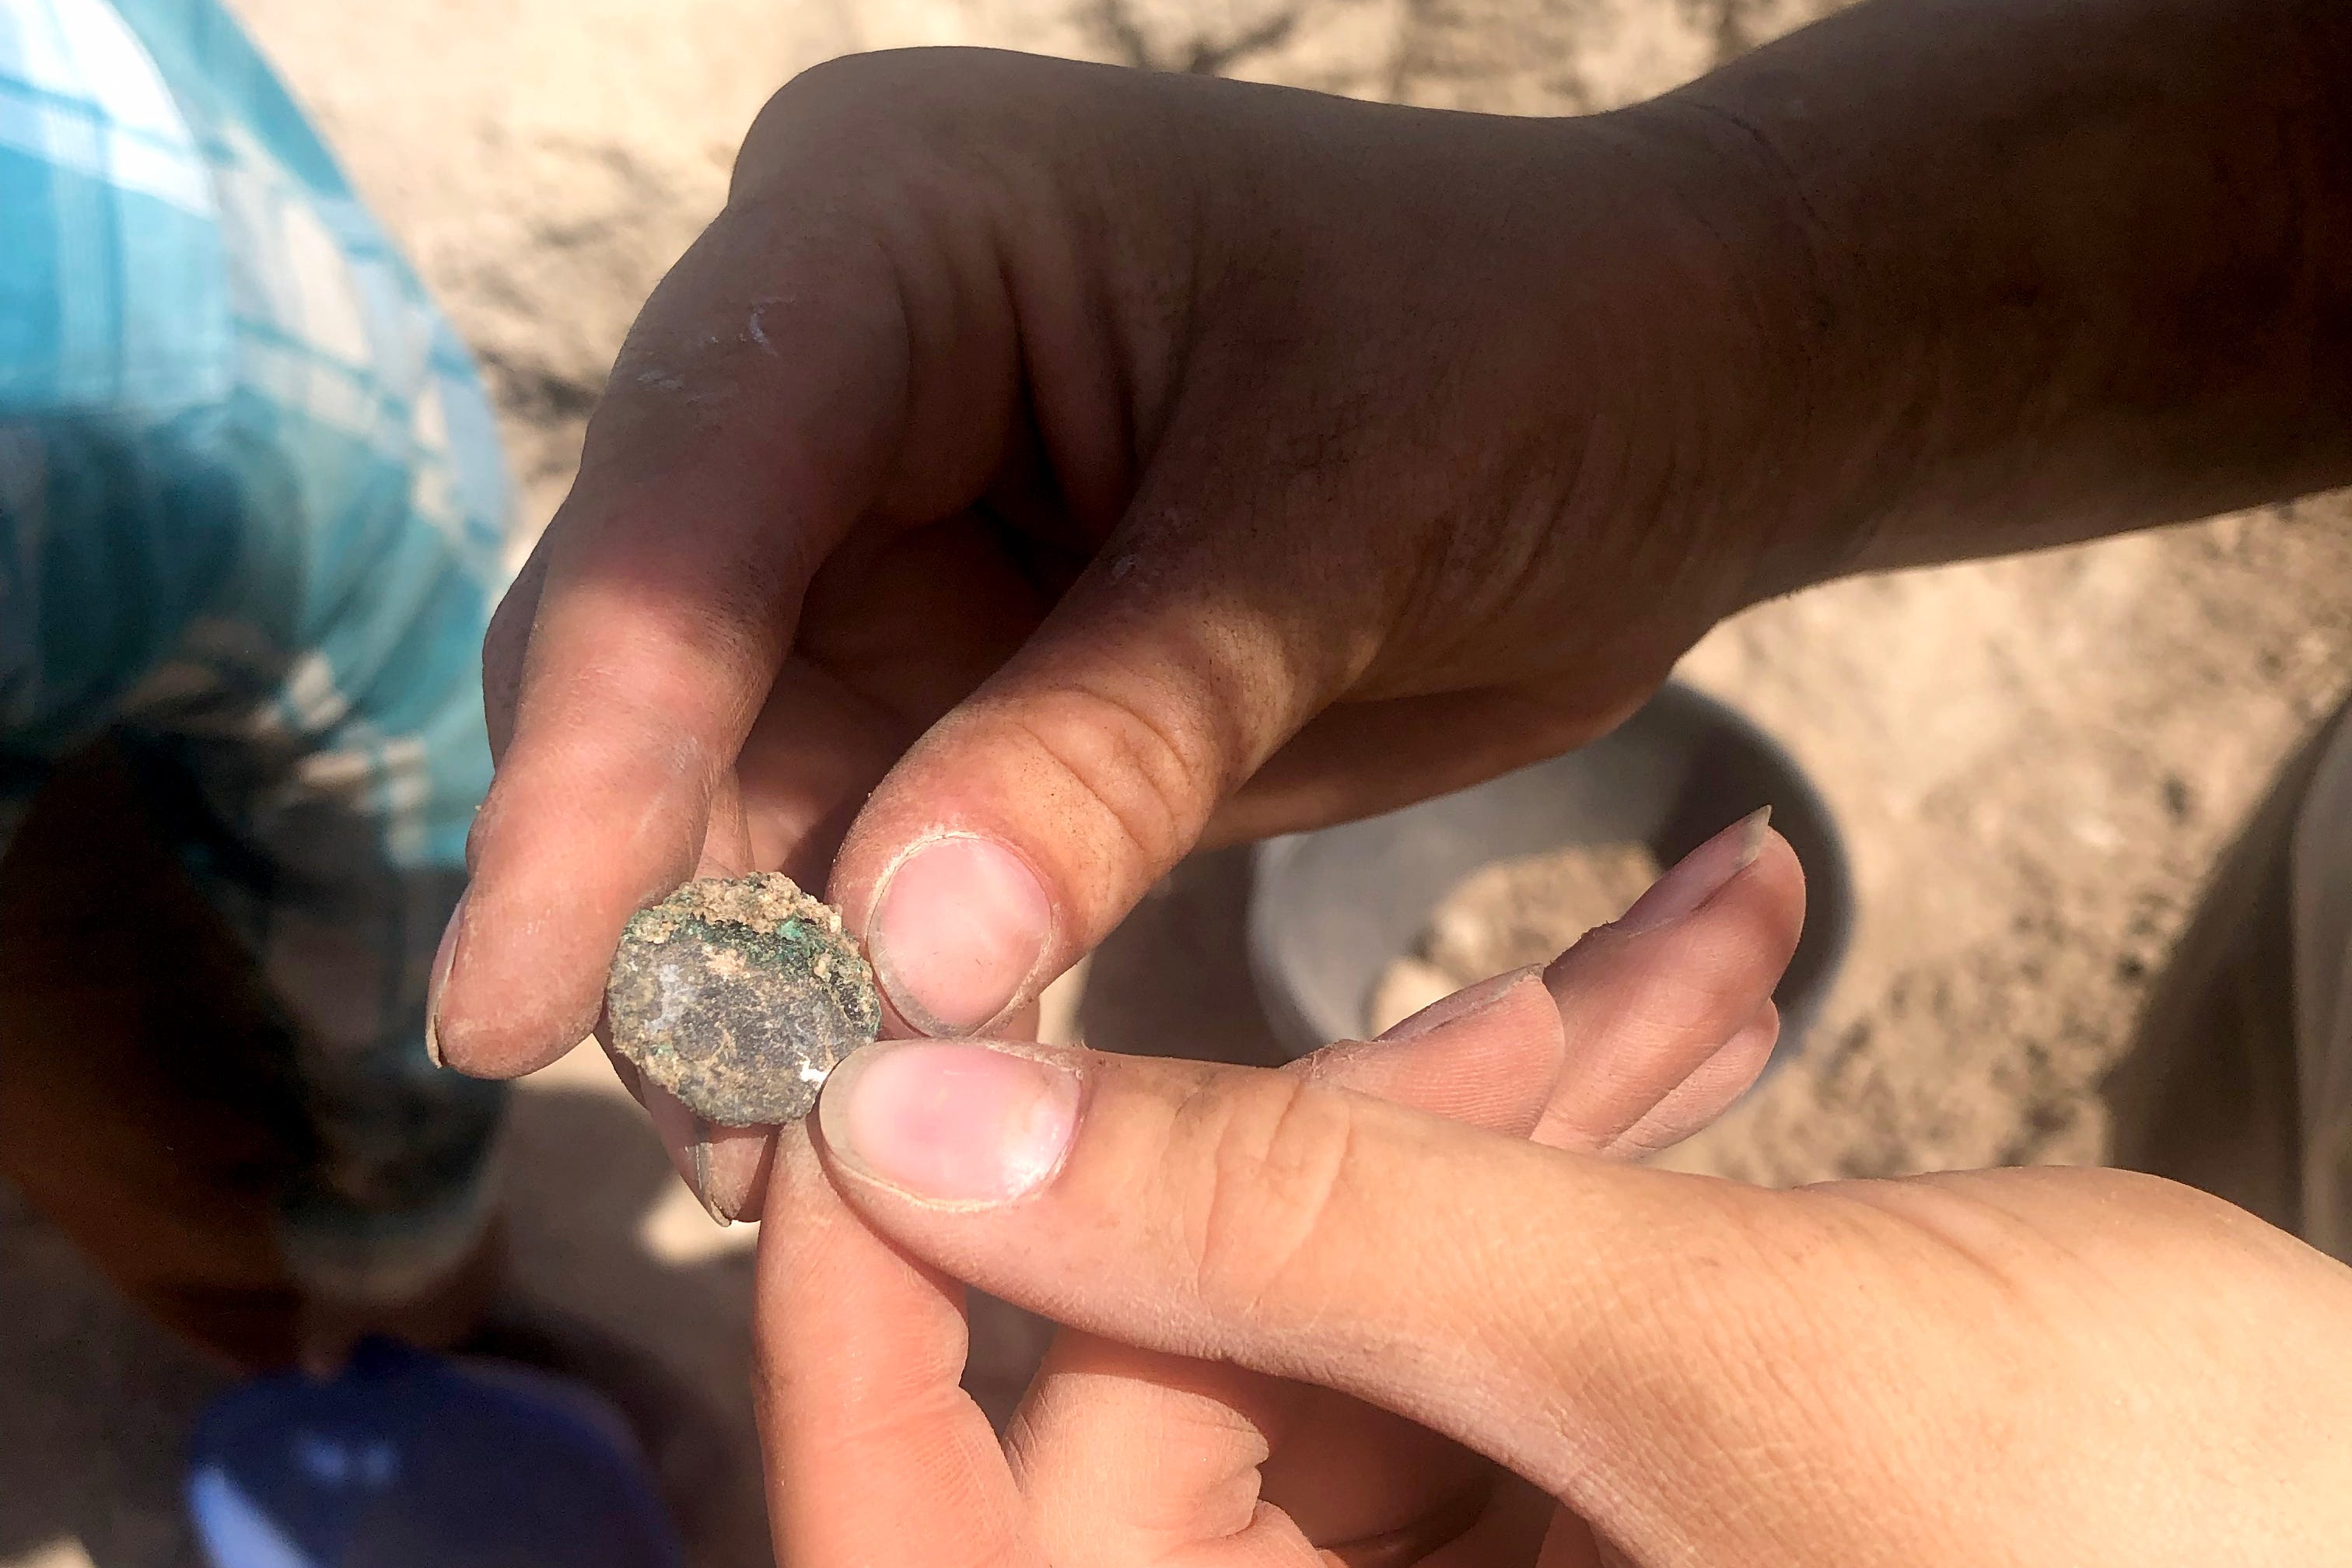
xmin=702 ymin=1125 xmax=780 ymax=1223
xmin=428 ymin=901 xmax=614 ymax=1078
xmin=1516 ymin=817 xmax=1802 ymax=1153
xmin=424 ymin=873 xmax=597 ymax=1080
xmin=828 ymin=576 xmax=1324 ymax=1048
xmin=634 ymin=1077 xmax=777 ymax=1225
xmin=1601 ymin=1003 xmax=1779 ymax=1157
xmin=861 ymin=831 xmax=1055 ymax=1037
xmin=1741 ymin=824 xmax=1808 ymax=949
xmin=433 ymin=733 xmax=711 ymax=1078
xmin=1544 ymin=819 xmax=1805 ymax=1013
xmin=817 ymin=1039 xmax=1083 ymax=1208
xmin=639 ymin=1082 xmax=710 ymax=1208
xmin=1304 ymin=968 xmax=1570 ymax=1138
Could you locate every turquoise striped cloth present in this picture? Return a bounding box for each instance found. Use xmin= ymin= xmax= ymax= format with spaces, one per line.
xmin=1 ymin=0 xmax=510 ymax=1298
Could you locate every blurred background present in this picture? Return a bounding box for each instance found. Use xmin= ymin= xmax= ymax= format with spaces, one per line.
xmin=7 ymin=0 xmax=2351 ymax=1563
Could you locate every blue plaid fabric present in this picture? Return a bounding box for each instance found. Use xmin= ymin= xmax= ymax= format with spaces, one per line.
xmin=1 ymin=0 xmax=509 ymax=1297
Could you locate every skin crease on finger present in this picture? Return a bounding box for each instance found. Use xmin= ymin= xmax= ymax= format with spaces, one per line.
xmin=690 ymin=812 xmax=1793 ymax=1227
xmin=903 ymin=828 xmax=1806 ymax=1566
xmin=446 ymin=0 xmax=2352 ymax=1098
xmin=1240 ymin=833 xmax=1797 ymax=1548
xmin=443 ymin=54 xmax=1800 ymax=1087
xmin=441 ymin=9 xmax=2352 ymax=1559
xmin=810 ymin=1037 xmax=2352 ymax=1567
xmin=577 ymin=760 xmax=1790 ymax=1242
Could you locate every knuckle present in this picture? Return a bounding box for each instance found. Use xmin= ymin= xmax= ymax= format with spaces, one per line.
xmin=752 ymin=52 xmax=908 ymax=141
xmin=1172 ymin=1071 xmax=1363 ymax=1320
xmin=745 ymin=50 xmax=1012 ymax=190
xmin=773 ymin=47 xmax=955 ymax=113
xmin=1005 ymin=680 xmax=1223 ymax=870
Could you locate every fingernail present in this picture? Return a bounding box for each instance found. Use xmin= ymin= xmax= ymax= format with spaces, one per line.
xmin=868 ymin=834 xmax=1052 ymax=1035
xmin=693 ymin=1128 xmax=776 ymax=1225
xmin=1376 ymin=964 xmax=1545 ymax=1042
xmin=423 ymin=888 xmax=468 ymax=1069
xmin=1617 ymin=808 xmax=1772 ymax=935
xmin=639 ymin=1083 xmax=730 ymax=1227
xmin=817 ymin=1041 xmax=1080 ymax=1206
xmin=690 ymin=1133 xmax=730 ymax=1227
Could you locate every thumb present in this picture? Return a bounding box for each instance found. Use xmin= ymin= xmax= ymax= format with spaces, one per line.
xmin=808 ymin=1038 xmax=1802 ymax=1508
xmin=828 ymin=508 xmax=1368 ymax=1037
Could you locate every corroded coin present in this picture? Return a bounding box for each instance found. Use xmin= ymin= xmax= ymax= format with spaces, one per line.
xmin=604 ymin=873 xmax=881 ymax=1125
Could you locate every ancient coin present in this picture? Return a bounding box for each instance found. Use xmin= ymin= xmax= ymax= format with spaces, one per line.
xmin=604 ymin=872 xmax=882 ymax=1125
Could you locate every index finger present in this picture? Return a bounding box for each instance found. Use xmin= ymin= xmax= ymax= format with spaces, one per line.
xmin=754 ymin=1125 xmax=1034 ymax=1566
xmin=432 ymin=200 xmax=912 ymax=1076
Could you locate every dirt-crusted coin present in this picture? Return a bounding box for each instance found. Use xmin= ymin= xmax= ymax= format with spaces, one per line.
xmin=604 ymin=873 xmax=882 ymax=1125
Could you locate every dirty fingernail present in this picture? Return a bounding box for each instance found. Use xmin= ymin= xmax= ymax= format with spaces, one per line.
xmin=639 ymin=1083 xmax=732 ymax=1227
xmin=818 ymin=1041 xmax=1080 ymax=1206
xmin=1617 ymin=808 xmax=1772 ymax=935
xmin=694 ymin=1127 xmax=776 ymax=1225
xmin=868 ymin=834 xmax=1052 ymax=1035
xmin=1376 ymin=964 xmax=1546 ymax=1043
xmin=423 ymin=888 xmax=468 ymax=1069
xmin=689 ymin=1130 xmax=730 ymax=1226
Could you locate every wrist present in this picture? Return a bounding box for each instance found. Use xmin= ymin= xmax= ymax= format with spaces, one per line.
xmin=1572 ymin=100 xmax=1876 ymax=608
xmin=1605 ymin=0 xmax=2352 ymax=584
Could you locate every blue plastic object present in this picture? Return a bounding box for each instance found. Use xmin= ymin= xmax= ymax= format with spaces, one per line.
xmin=187 ymin=1338 xmax=685 ymax=1568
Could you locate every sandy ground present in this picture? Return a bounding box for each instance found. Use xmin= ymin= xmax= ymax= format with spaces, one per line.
xmin=8 ymin=0 xmax=2352 ymax=1563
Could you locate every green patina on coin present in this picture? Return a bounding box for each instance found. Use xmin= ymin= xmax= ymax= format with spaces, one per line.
xmin=604 ymin=873 xmax=881 ymax=1125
